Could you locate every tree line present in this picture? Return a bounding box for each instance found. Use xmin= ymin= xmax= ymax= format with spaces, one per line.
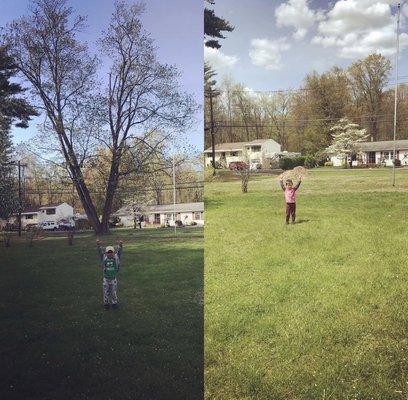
xmin=12 ymin=144 xmax=203 ymax=218
xmin=205 ymin=53 xmax=408 ymax=158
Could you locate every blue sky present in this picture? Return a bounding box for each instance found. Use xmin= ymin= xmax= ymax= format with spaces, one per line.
xmin=1 ymin=0 xmax=203 ymax=150
xmin=205 ymin=0 xmax=408 ymax=93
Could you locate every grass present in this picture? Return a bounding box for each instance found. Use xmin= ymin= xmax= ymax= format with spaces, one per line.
xmin=205 ymin=168 xmax=408 ymax=400
xmin=0 ymin=227 xmax=203 ymax=400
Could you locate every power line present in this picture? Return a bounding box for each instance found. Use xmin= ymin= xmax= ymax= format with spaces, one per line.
xmin=210 ymin=114 xmax=408 ymax=129
xmin=206 ymin=77 xmax=408 ymax=97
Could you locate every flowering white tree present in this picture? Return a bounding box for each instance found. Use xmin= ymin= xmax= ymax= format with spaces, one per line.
xmin=121 ymin=191 xmax=154 ymax=229
xmin=325 ymin=118 xmax=368 ymax=168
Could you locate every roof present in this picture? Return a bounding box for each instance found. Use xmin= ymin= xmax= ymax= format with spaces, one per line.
xmin=39 ymin=202 xmax=71 ymax=209
xmin=21 ymin=206 xmax=40 ymax=214
xmin=204 ymin=139 xmax=277 ymax=153
xmin=114 ymin=202 xmax=204 ymax=216
xmin=39 ymin=203 xmax=62 ymax=209
xmin=149 ymin=202 xmax=204 ymax=213
xmin=359 ymin=140 xmax=408 ymax=152
xmin=21 ymin=202 xmax=73 ymax=215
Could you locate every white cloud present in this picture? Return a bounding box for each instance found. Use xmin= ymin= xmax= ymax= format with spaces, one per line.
xmin=275 ymin=0 xmax=324 ymax=40
xmin=312 ymin=0 xmax=406 ymax=59
xmin=274 ymin=1 xmax=407 ymax=60
xmin=204 ymin=46 xmax=239 ymax=71
xmin=249 ymin=38 xmax=290 ymax=70
xmin=318 ymin=1 xmax=392 ymax=35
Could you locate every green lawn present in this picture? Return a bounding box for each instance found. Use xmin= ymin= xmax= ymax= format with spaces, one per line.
xmin=0 ymin=227 xmax=203 ymax=400
xmin=205 ymin=168 xmax=408 ymax=400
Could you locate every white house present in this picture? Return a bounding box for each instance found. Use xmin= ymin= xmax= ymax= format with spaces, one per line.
xmin=18 ymin=202 xmax=74 ymax=228
xmin=37 ymin=203 xmax=74 ymax=224
xmin=114 ymin=202 xmax=204 ymax=227
xmin=20 ymin=206 xmax=41 ymax=227
xmin=204 ymin=139 xmax=281 ymax=168
xmin=329 ymin=139 xmax=408 ymax=167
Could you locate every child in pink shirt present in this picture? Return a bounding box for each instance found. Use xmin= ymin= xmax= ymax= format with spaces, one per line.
xmin=279 ymin=175 xmax=302 ymax=224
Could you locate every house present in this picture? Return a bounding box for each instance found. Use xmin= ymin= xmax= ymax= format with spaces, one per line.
xmin=204 ymin=139 xmax=281 ymax=168
xmin=19 ymin=202 xmax=74 ymax=228
xmin=329 ymin=139 xmax=408 ymax=167
xmin=37 ymin=203 xmax=74 ymax=224
xmin=20 ymin=205 xmax=41 ymax=227
xmin=114 ymin=202 xmax=204 ymax=227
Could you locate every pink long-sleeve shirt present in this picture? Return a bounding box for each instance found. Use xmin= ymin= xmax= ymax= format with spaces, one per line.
xmin=280 ymin=180 xmax=301 ymax=203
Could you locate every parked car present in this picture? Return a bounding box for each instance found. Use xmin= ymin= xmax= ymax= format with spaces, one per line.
xmin=250 ymin=160 xmax=262 ymax=170
xmin=39 ymin=221 xmax=59 ymax=231
xmin=229 ymin=161 xmax=248 ymax=170
xmin=58 ymin=218 xmax=75 ymax=230
xmin=25 ymin=223 xmax=39 ymax=231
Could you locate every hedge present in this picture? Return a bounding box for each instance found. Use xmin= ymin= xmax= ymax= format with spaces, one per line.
xmin=279 ymin=156 xmax=306 ymax=170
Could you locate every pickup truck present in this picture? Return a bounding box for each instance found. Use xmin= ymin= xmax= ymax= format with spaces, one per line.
xmin=39 ymin=221 xmax=59 ymax=231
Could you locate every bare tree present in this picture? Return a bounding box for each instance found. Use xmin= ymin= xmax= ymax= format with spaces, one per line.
xmin=348 ymin=53 xmax=391 ymax=142
xmin=3 ymin=0 xmax=103 ymax=230
xmin=97 ymin=0 xmax=196 ymax=231
xmin=261 ymin=91 xmax=293 ymax=150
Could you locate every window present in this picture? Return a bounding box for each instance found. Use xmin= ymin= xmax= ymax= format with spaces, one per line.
xmin=231 ymin=151 xmax=238 ymax=156
xmin=46 ymin=208 xmax=56 ymax=215
xmin=25 ymin=214 xmax=34 ymax=220
xmin=252 ymin=146 xmax=261 ymax=152
xmin=194 ymin=212 xmax=202 ymax=220
xmin=154 ymin=214 xmax=160 ymax=224
xmin=383 ymin=151 xmax=394 ymax=160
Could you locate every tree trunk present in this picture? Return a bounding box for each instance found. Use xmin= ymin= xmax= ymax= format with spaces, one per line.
xmin=56 ymin=124 xmax=104 ymax=234
xmin=71 ymin=166 xmax=103 ymax=233
xmin=101 ymin=157 xmax=121 ymax=233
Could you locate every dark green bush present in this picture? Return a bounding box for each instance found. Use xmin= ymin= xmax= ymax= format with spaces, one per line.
xmin=279 ymin=156 xmax=305 ymax=170
xmin=304 ymin=155 xmax=317 ymax=169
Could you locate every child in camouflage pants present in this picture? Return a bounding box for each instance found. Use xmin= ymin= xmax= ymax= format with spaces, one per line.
xmin=96 ymin=240 xmax=123 ymax=309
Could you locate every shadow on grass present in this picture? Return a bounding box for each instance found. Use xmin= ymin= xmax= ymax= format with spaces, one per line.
xmin=0 ymin=235 xmax=204 ymax=400
xmin=295 ymin=219 xmax=310 ymax=224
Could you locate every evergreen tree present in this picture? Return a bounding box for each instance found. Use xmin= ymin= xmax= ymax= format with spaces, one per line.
xmin=204 ymin=0 xmax=234 ymax=49
xmin=0 ymin=47 xmax=37 ymax=221
xmin=0 ymin=46 xmax=38 ymax=134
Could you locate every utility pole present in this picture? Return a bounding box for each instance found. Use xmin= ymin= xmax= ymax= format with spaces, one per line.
xmin=2 ymin=160 xmax=26 ymax=236
xmin=392 ymin=2 xmax=401 ymax=187
xmin=204 ymin=64 xmax=220 ymax=176
xmin=17 ymin=161 xmax=23 ymax=237
xmin=205 ymin=85 xmax=220 ymax=176
xmin=173 ymin=152 xmax=177 ymax=236
xmin=209 ymin=88 xmax=216 ymax=176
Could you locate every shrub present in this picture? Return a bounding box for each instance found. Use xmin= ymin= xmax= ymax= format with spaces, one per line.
xmin=75 ymin=219 xmax=93 ymax=230
xmin=205 ymin=167 xmax=219 ymax=182
xmin=2 ymin=231 xmax=12 ymax=247
xmin=67 ymin=231 xmax=74 ymax=246
xmin=279 ymin=156 xmax=305 ymax=170
xmin=304 ymin=155 xmax=317 ymax=169
xmin=324 ymin=161 xmax=333 ymax=167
